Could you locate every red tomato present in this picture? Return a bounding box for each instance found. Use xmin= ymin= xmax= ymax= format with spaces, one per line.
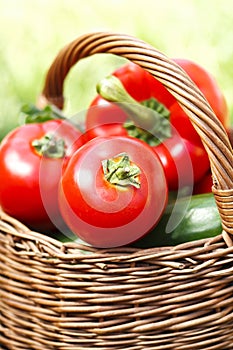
xmin=59 ymin=136 xmax=168 ymax=248
xmin=193 ymin=171 xmax=213 ymax=194
xmin=193 ymin=125 xmax=233 ymax=195
xmin=86 ymin=62 xmax=176 ymax=131
xmin=85 ymin=60 xmax=228 ymax=190
xmin=171 ymin=58 xmax=229 ymax=145
xmin=0 ymin=120 xmax=84 ymax=231
xmin=113 ymin=62 xmax=176 ymax=106
xmin=85 ymin=122 xmax=128 ymax=141
xmin=153 ymin=130 xmax=210 ymax=190
xmin=86 ymin=60 xmax=229 ymax=142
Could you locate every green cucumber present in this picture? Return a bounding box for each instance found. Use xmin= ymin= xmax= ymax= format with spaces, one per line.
xmin=133 ymin=193 xmax=222 ymax=248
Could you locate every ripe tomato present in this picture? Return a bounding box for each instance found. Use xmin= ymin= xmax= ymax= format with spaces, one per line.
xmin=85 ymin=121 xmax=128 ymax=141
xmin=59 ymin=136 xmax=168 ymax=248
xmin=171 ymin=58 xmax=229 ymax=146
xmin=85 ymin=60 xmax=228 ymax=190
xmin=0 ymin=120 xmax=84 ymax=231
xmin=86 ymin=60 xmax=229 ymax=145
xmin=193 ymin=171 xmax=213 ymax=194
xmin=153 ymin=130 xmax=210 ymax=190
xmin=86 ymin=62 xmax=176 ymax=132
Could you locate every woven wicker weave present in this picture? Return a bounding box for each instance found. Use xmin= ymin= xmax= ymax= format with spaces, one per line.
xmin=1 ymin=32 xmax=233 ymax=350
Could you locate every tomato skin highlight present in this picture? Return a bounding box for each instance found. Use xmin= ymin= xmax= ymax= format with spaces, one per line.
xmin=0 ymin=120 xmax=83 ymax=230
xmin=59 ymin=136 xmax=168 ymax=248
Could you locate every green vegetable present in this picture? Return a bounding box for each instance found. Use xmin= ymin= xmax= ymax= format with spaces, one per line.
xmin=132 ymin=193 xmax=222 ymax=248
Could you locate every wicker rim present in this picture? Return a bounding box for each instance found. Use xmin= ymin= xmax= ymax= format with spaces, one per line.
xmin=40 ymin=31 xmax=233 ymax=236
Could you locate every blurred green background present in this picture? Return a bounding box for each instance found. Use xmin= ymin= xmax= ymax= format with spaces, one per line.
xmin=1 ymin=0 xmax=233 ymax=140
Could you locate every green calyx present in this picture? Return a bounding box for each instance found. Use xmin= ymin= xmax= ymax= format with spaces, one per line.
xmin=97 ymin=75 xmax=171 ymax=145
xmin=102 ymin=152 xmax=141 ymax=188
xmin=32 ymin=133 xmax=65 ymax=158
xmin=21 ymin=103 xmax=82 ymax=130
xmin=21 ymin=103 xmax=67 ymax=124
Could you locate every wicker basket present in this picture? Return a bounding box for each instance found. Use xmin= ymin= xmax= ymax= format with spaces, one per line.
xmin=1 ymin=32 xmax=233 ymax=350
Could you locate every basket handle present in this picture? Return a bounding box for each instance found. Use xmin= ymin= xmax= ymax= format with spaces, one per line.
xmin=40 ymin=32 xmax=233 ymax=236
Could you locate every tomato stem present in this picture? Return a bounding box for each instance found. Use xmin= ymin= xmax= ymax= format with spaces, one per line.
xmin=96 ymin=75 xmax=171 ymax=142
xmin=32 ymin=133 xmax=65 ymax=158
xmin=102 ymin=152 xmax=141 ymax=188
